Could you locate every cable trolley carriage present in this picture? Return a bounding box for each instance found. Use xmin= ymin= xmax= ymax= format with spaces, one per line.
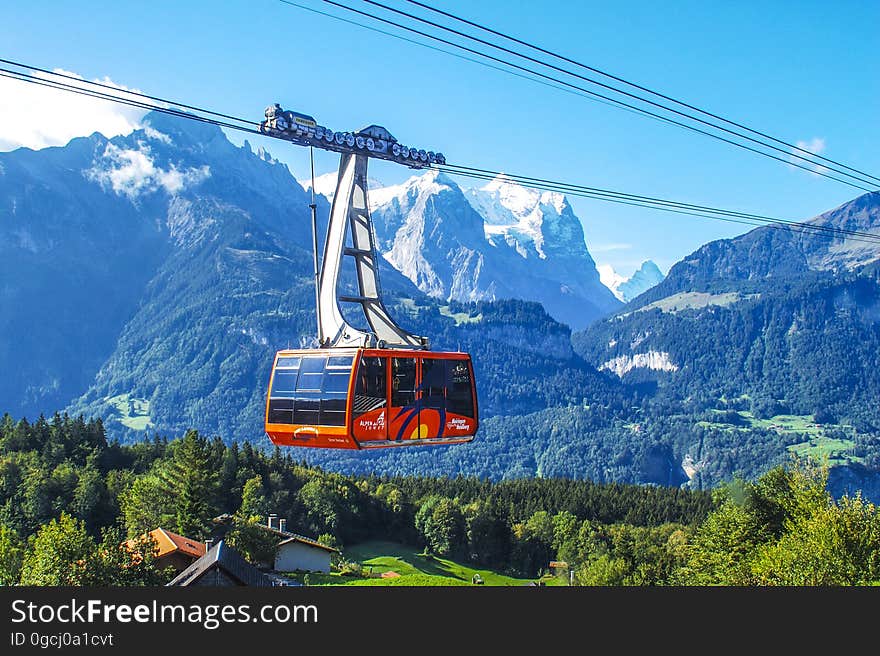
xmin=266 ymin=348 xmax=477 ymax=449
xmin=261 ymin=105 xmax=478 ymax=449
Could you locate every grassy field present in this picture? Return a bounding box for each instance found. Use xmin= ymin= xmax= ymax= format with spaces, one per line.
xmin=106 ymin=393 xmax=153 ymax=430
xmin=633 ymin=291 xmax=756 ymax=315
xmin=397 ymin=299 xmax=481 ymax=326
xmin=788 ymin=436 xmax=858 ymax=466
xmin=696 ymin=409 xmax=860 ymax=466
xmin=283 ymin=541 xmax=563 ymax=587
xmin=439 ymin=305 xmax=482 ymax=326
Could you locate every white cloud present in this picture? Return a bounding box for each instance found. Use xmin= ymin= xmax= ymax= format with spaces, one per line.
xmin=86 ymin=142 xmax=210 ymax=200
xmin=142 ymin=125 xmax=172 ymax=144
xmin=797 ymin=137 xmax=826 ymax=155
xmin=793 ymin=137 xmax=828 ymax=175
xmin=0 ymin=68 xmax=147 ymax=151
xmin=590 ymin=242 xmax=633 ymax=253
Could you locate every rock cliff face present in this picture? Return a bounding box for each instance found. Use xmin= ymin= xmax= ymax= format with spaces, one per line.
xmin=827 ymin=464 xmax=880 ymax=505
xmin=368 ymin=171 xmax=621 ymax=330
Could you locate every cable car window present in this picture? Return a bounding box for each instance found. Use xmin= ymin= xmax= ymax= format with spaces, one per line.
xmin=322 ymin=371 xmax=350 ymax=394
xmin=272 ymin=356 xmax=354 ymax=427
xmin=320 ymin=398 xmax=347 ymax=426
xmin=354 ymin=356 xmax=387 ymax=416
xmin=293 ymin=395 xmax=320 ymax=425
xmin=268 ymin=398 xmax=294 ymax=424
xmin=320 ymin=368 xmax=350 ymax=427
xmin=270 ymin=356 xmax=301 ymax=399
xmin=271 ymin=371 xmax=299 ymax=398
xmin=391 ymin=357 xmax=416 ymax=407
xmin=268 ymin=357 xmax=302 ymax=423
xmin=327 ymin=356 xmax=354 ymax=368
xmin=296 ymin=356 xmax=325 ymax=391
xmin=447 ymin=360 xmax=474 ymax=418
xmin=421 ymin=358 xmax=446 ymax=410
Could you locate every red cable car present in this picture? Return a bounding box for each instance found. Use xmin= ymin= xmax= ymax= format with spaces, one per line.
xmin=262 ymin=143 xmax=479 ymax=450
xmin=265 ymin=348 xmax=478 ymax=449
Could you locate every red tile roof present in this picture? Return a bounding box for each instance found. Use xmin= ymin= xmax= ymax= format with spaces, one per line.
xmin=135 ymin=528 xmax=205 ymax=559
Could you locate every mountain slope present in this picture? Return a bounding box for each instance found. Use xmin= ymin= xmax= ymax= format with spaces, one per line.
xmin=599 ymin=260 xmax=665 ymax=302
xmin=633 ymin=192 xmax=880 ymax=307
xmin=0 ymin=132 xmax=170 ymax=420
xmin=369 ymin=171 xmax=621 ymax=330
xmin=6 ymin=112 xmax=878 ymax=491
xmin=574 ymin=192 xmax=880 ymax=428
xmin=1 ymin=112 xmax=632 ymax=472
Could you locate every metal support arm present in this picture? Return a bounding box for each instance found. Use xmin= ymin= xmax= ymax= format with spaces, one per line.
xmin=317 ymin=152 xmax=428 ymax=350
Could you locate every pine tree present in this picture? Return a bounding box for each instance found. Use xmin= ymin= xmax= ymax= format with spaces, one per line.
xmin=158 ymin=430 xmax=219 ymax=539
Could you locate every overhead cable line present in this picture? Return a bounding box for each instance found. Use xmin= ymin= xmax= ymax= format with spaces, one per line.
xmin=274 ymin=0 xmax=672 ymax=124
xmin=433 ymin=164 xmax=880 ymax=245
xmin=3 ymin=60 xmax=877 ymax=245
xmin=404 ymin=0 xmax=880 ymax=186
xmin=438 ymin=162 xmax=880 ymax=240
xmin=0 ymin=67 xmax=262 ymax=137
xmin=309 ymin=0 xmax=877 ymax=192
xmin=351 ymin=0 xmax=879 ymax=190
xmin=363 ymin=0 xmax=876 ymax=187
xmin=0 ymin=57 xmax=260 ymax=131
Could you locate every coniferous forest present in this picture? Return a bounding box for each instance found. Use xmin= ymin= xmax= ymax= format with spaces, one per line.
xmin=1 ymin=413 xmax=878 ymax=586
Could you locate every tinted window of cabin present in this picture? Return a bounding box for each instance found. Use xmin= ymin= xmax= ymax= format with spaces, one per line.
xmin=421 ymin=358 xmax=446 ymax=411
xmin=446 ymin=359 xmax=475 ymax=418
xmin=268 ymin=357 xmax=300 ymax=423
xmin=268 ymin=355 xmax=352 ymax=426
xmin=297 ymin=356 xmax=325 ymax=391
xmin=320 ymin=356 xmax=352 ymax=426
xmin=353 ymin=356 xmax=387 ymax=417
xmin=291 ymin=356 xmax=322 ymax=425
xmin=391 ymin=357 xmax=416 ymax=407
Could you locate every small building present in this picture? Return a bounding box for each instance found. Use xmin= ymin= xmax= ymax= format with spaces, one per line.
xmin=167 ymin=540 xmax=272 ymax=587
xmin=274 ymin=534 xmax=337 ymax=573
xmin=263 ymin=513 xmax=338 ymax=573
xmin=125 ymin=528 xmax=205 ymax=574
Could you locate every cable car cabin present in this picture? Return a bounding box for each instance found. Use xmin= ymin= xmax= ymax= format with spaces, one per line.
xmin=265 ymin=348 xmax=478 ymax=449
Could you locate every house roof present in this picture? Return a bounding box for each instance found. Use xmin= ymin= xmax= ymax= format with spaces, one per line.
xmin=167 ymin=540 xmax=272 ymax=587
xmin=151 ymin=528 xmax=206 ymax=559
xmin=276 ymin=533 xmax=338 ymax=553
xmin=254 ymin=521 xmax=339 ymax=553
xmin=213 ymin=514 xmax=338 ymax=554
xmin=124 ymin=528 xmax=205 ymax=560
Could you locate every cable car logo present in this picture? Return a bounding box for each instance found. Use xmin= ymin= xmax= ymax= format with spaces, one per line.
xmin=357 ymin=410 xmax=385 ymax=432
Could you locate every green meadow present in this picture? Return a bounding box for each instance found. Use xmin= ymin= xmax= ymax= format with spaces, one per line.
xmin=284 ymin=541 xmax=565 ymax=587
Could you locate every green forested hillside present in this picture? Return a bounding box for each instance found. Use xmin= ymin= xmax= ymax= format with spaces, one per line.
xmin=572 ymin=268 xmax=880 ymax=487
xmin=577 ymin=270 xmax=880 ymax=426
xmin=570 ymin=190 xmax=880 ymax=492
xmin=2 ymin=415 xmax=877 ymax=586
xmin=3 ymin=113 xmax=879 ymax=495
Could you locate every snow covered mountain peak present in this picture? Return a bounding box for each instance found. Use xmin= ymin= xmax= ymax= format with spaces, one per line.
xmin=465 ymin=175 xmax=583 ymax=261
xmin=303 ymin=171 xmax=341 ymax=200
xmin=600 ymin=260 xmax=665 ymax=302
xmin=365 ymin=170 xmax=621 ymax=328
xmin=478 ymin=175 xmax=566 ymax=219
xmin=369 ymin=168 xmax=456 ymax=208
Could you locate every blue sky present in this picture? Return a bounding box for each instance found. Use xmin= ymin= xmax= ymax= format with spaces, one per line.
xmin=1 ymin=0 xmax=877 ymax=276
